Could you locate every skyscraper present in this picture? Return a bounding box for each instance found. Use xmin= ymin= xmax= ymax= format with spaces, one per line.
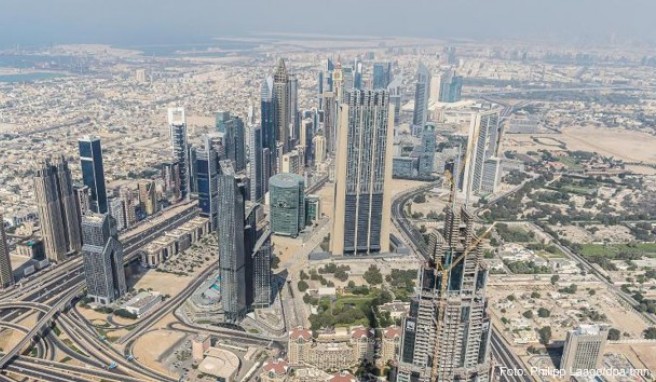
xmin=218 ymin=160 xmax=247 ymax=323
xmin=261 ymin=76 xmax=277 ymax=181
xmin=79 ymin=136 xmax=108 ymax=214
xmin=216 ymin=111 xmax=247 ymax=173
xmin=169 ymin=107 xmax=190 ymax=200
xmin=321 ymin=92 xmax=337 ymax=154
xmin=289 ymin=74 xmax=300 ymax=146
xmin=194 ymin=136 xmax=220 ymax=231
xmin=560 ymin=325 xmax=609 ymax=376
xmin=397 ymin=205 xmax=493 ymax=382
xmin=108 ymin=196 xmax=126 ymax=232
xmin=249 ymin=124 xmax=265 ymax=203
xmin=0 ymin=214 xmax=15 ymax=288
xmin=252 ymin=229 xmax=273 ymax=308
xmin=137 ymin=179 xmax=157 ymax=216
xmin=462 ymin=108 xmax=502 ymax=199
xmin=439 ymin=69 xmax=464 ymax=103
xmin=81 ymin=212 xmax=127 ymax=305
xmin=412 ymin=63 xmax=431 ymax=134
xmin=33 ymin=156 xmax=82 ymax=262
xmin=269 ymin=174 xmax=305 ymax=238
xmin=313 ymin=133 xmax=327 ymax=165
xmin=74 ymin=185 xmax=91 ymax=217
xmin=372 ymin=62 xmax=392 ymax=90
xmin=331 ymin=90 xmax=394 ymax=256
xmin=273 ymin=58 xmax=291 ymax=154
xmin=418 ymin=123 xmax=437 ymax=178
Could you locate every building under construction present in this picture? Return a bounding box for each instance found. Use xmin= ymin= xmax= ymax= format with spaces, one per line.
xmin=396 ymin=201 xmax=493 ymax=382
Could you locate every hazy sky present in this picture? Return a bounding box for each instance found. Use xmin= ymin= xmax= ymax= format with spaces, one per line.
xmin=2 ymin=0 xmax=655 ymax=48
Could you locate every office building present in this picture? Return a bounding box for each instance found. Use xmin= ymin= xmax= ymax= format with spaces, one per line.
xmin=33 ymin=156 xmax=82 ymax=262
xmin=397 ymin=205 xmax=493 ymax=382
xmin=261 ymin=76 xmax=277 ymax=181
xmin=169 ymin=107 xmax=191 ymax=200
xmin=373 ymin=62 xmax=392 ymax=90
xmin=194 ymin=137 xmax=220 ymax=231
xmin=269 ymin=174 xmax=305 ymax=237
xmin=79 ymin=136 xmax=108 ymax=214
xmin=305 ymin=195 xmax=321 ymax=225
xmin=331 ymin=90 xmax=394 ymax=256
xmin=218 ymin=160 xmax=247 ymax=323
xmin=249 ymin=124 xmax=265 ymax=202
xmin=418 ymin=123 xmax=437 ymax=178
xmin=462 ymin=108 xmax=503 ymax=199
xmin=216 ymin=111 xmax=247 ymax=173
xmin=320 ymin=92 xmax=337 ymax=153
xmin=81 ymin=213 xmax=127 ymax=305
xmin=301 ymin=118 xmax=314 ymax=166
xmin=412 ymin=63 xmax=431 ymax=134
xmin=0 ymin=214 xmax=14 ymax=288
xmin=161 ymin=161 xmax=181 ymax=202
xmin=138 ymin=179 xmax=157 ymax=216
xmin=273 ymin=58 xmax=291 ymax=154
xmin=560 ymin=325 xmax=609 ymax=376
xmin=120 ymin=187 xmax=137 ymax=229
xmin=439 ymin=69 xmax=463 ymax=103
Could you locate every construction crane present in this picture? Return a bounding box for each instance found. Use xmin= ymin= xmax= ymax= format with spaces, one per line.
xmin=429 ymin=167 xmax=497 ymax=381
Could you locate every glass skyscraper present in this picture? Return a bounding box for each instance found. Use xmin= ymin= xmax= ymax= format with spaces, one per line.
xmin=194 ymin=136 xmax=220 ymax=231
xmin=168 ymin=107 xmax=190 ymax=200
xmin=79 ymin=136 xmax=108 ymax=214
xmin=269 ymin=173 xmax=305 ymax=237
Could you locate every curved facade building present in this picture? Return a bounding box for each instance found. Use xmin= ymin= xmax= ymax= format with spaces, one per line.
xmin=269 ymin=174 xmax=305 ymax=237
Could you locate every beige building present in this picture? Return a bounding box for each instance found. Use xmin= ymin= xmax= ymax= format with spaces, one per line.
xmin=288 ymin=326 xmax=374 ymax=371
xmin=331 ymin=90 xmax=394 ymax=256
xmin=260 ymin=358 xmax=290 ymax=382
xmin=560 ymin=325 xmax=609 ymax=375
xmin=282 ymin=150 xmax=302 ymax=175
xmin=313 ymin=134 xmax=327 ymax=165
xmin=380 ymin=326 xmax=401 ymax=367
xmin=192 ymin=333 xmax=211 ymax=362
xmin=138 ymin=179 xmax=157 ymax=216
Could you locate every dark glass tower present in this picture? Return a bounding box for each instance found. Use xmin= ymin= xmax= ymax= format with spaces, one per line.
xmin=79 ymin=136 xmax=108 ymax=214
xmin=194 ymin=136 xmax=220 ymax=231
xmin=261 ymin=76 xmax=277 ymax=183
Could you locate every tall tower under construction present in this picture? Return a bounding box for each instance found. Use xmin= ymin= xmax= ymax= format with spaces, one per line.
xmin=396 ymin=201 xmax=493 ymax=382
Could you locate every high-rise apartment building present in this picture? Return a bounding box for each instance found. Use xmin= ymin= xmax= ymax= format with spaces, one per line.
xmin=108 ymin=197 xmax=126 ymax=232
xmin=81 ymin=213 xmax=127 ymax=305
xmin=74 ymin=185 xmax=91 ymax=217
xmin=33 ymin=156 xmax=82 ymax=262
xmin=281 ymin=150 xmax=302 ymax=175
xmin=0 ymin=214 xmax=15 ymax=288
xmin=331 ymin=90 xmax=394 ymax=256
xmin=269 ymin=174 xmax=305 ymax=238
xmin=289 ymin=74 xmax=300 ymax=146
xmin=79 ymin=136 xmax=108 ymax=214
xmin=169 ymin=107 xmax=190 ymax=200
xmin=251 ymin=226 xmax=273 ymax=309
xmin=462 ymin=108 xmax=503 ymax=199
xmin=412 ymin=63 xmax=431 ymax=133
xmin=218 ymin=160 xmax=247 ymax=323
xmin=397 ymin=205 xmax=493 ymax=382
xmin=560 ymin=325 xmax=609 ymax=376
xmin=313 ymin=133 xmax=327 ymax=165
xmin=320 ymin=92 xmax=337 ymax=154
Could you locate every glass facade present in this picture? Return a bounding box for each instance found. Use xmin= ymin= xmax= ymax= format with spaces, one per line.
xmin=79 ymin=137 xmax=108 ymax=214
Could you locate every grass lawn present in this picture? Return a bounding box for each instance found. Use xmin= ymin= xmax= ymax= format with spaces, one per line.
xmin=580 ymin=243 xmax=656 ymax=258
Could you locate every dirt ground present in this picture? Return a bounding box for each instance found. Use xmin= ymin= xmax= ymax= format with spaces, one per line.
xmin=132 ymin=328 xmax=186 ymax=376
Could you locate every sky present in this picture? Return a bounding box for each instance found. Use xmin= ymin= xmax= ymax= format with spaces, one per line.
xmin=1 ymin=0 xmax=655 ymax=48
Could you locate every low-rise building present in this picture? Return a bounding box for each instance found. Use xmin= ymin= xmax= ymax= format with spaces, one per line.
xmin=192 ymin=333 xmax=211 ymax=362
xmin=380 ymin=326 xmax=401 ymax=367
xmin=260 ymin=358 xmax=290 ymax=382
xmin=198 ymin=347 xmax=240 ymax=382
xmin=122 ymin=292 xmax=161 ymax=317
xmin=288 ymin=326 xmax=374 ymax=371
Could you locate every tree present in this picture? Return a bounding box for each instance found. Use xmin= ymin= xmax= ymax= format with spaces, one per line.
xmin=413 ymin=194 xmax=426 ymax=203
xmin=537 ymin=308 xmax=550 ymax=318
xmin=523 ymin=310 xmax=534 ymax=319
xmin=507 ymin=294 xmax=516 ymax=302
xmin=334 ymin=269 xmax=349 ymax=282
xmin=297 ymin=280 xmax=309 ymax=292
xmin=644 ymin=327 xmax=656 ymax=340
xmin=550 ymin=275 xmax=560 ymax=285
xmin=607 ymin=328 xmax=621 ymax=341
xmin=363 ymin=265 xmax=383 ymax=285
xmin=538 ymin=326 xmax=552 ymax=345
xmin=531 ymin=291 xmax=541 ymax=299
